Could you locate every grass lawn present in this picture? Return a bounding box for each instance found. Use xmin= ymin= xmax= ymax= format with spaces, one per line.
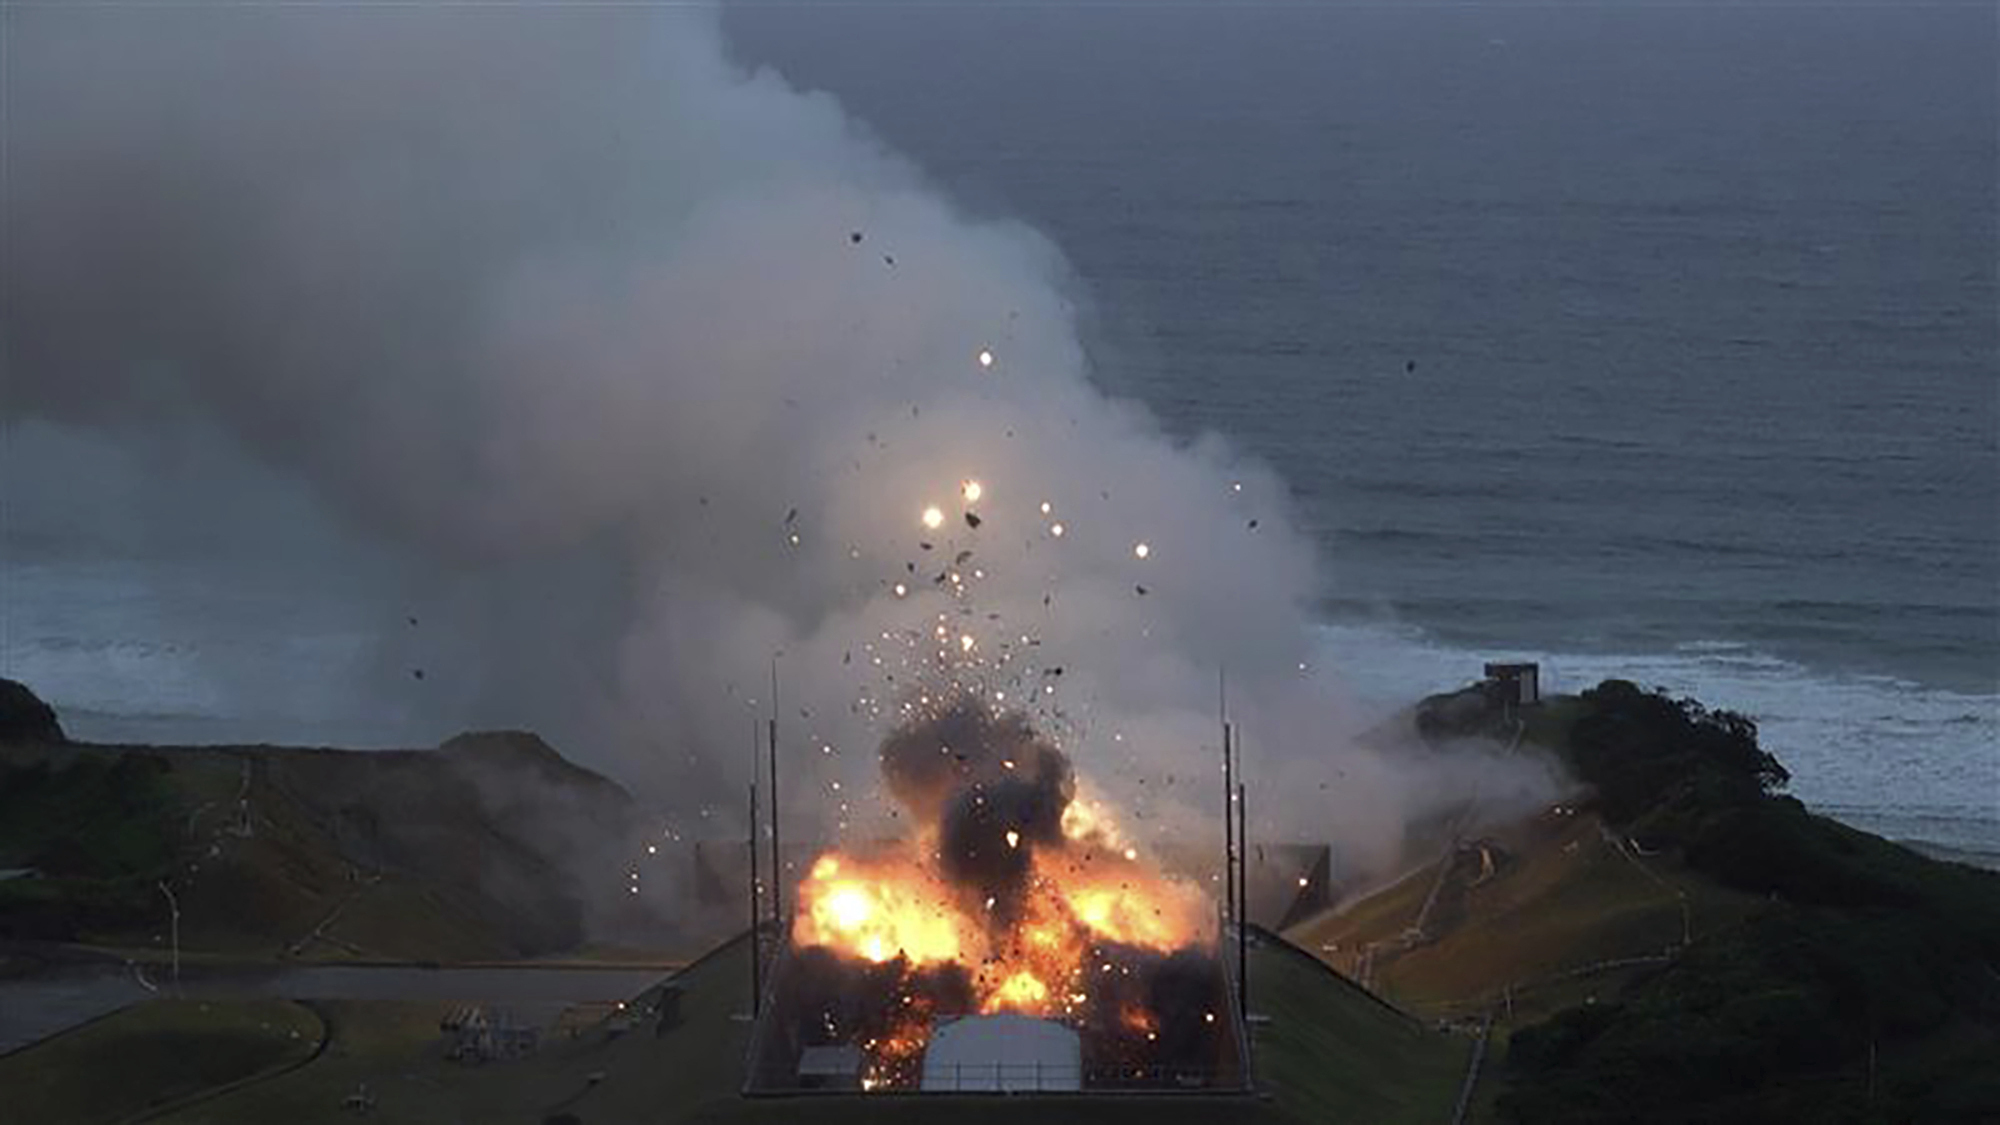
xmin=1249 ymin=933 xmax=1469 ymax=1125
xmin=138 ymin=928 xmax=1466 ymax=1124
xmin=0 ymin=998 xmax=321 ymax=1124
xmin=154 ymin=1000 xmax=463 ymax=1124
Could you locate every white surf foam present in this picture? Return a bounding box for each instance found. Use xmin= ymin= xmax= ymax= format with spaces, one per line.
xmin=1314 ymin=621 xmax=2000 ymax=857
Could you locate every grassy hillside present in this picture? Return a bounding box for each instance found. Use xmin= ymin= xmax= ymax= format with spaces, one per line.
xmin=0 ymin=679 xmax=657 ymax=962
xmin=1299 ymin=679 xmax=2000 ymax=1124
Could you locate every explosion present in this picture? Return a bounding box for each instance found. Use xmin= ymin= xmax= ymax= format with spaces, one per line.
xmin=784 ymin=699 xmax=1218 ymax=1089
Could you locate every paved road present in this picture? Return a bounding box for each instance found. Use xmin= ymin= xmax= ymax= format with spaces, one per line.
xmin=0 ymin=962 xmax=669 ymax=1054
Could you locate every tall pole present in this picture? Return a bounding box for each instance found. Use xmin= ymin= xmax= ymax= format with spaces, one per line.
xmin=748 ymin=778 xmax=761 ymax=1014
xmin=1221 ymin=665 xmax=1233 ymax=928
xmin=768 ymin=655 xmax=782 ymax=929
xmin=1237 ymin=781 xmax=1249 ymax=1022
xmin=1223 ymin=722 xmax=1235 ymax=925
xmin=157 ymin=880 xmax=180 ymax=994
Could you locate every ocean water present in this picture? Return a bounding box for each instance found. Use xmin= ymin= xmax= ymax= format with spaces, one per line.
xmin=720 ymin=3 xmax=1998 ymax=855
xmin=1 ymin=5 xmax=1993 ymax=860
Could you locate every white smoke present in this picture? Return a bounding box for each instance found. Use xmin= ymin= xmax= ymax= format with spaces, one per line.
xmin=1 ymin=3 xmax=1552 ymax=878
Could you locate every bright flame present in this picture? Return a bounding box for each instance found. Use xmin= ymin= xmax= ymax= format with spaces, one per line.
xmin=789 ymin=740 xmax=1213 ymax=1089
xmin=794 ymin=853 xmax=966 ymax=966
xmin=983 ymin=971 xmax=1048 ymax=1013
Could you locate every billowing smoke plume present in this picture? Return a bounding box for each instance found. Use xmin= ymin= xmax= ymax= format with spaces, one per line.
xmin=881 ymin=701 xmax=1072 ymax=920
xmin=1 ymin=5 xmax=1553 ymax=877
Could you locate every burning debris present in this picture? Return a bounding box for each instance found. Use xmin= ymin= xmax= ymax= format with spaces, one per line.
xmin=764 ymin=698 xmax=1230 ymax=1092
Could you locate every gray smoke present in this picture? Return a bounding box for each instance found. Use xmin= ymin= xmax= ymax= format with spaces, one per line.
xmin=1 ymin=4 xmax=1555 ymax=881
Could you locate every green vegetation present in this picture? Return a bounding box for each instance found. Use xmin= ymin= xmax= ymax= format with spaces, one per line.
xmin=1299 ymin=809 xmax=1758 ymax=1024
xmin=0 ymin=999 xmax=322 ymax=1124
xmin=1250 ymin=930 xmax=1468 ymax=1124
xmin=0 ymin=678 xmax=681 ymax=962
xmin=1302 ymin=678 xmax=2000 ymax=1123
xmin=1492 ymin=680 xmax=2000 ymax=1124
xmin=153 ymin=1000 xmax=458 ymax=1125
xmin=0 ymin=749 xmax=180 ymax=936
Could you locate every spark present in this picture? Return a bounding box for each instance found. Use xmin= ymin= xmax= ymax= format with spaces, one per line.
xmin=960 ymin=634 xmax=976 ymax=653
xmin=1298 ymin=875 xmax=1310 ymax=887
xmin=962 ymin=479 xmax=984 ymax=503
xmin=1123 ymin=847 xmax=1138 ymax=861
xmin=977 ymin=348 xmax=995 ymax=369
xmin=1231 ymin=481 xmax=1243 ymax=493
xmin=893 ymin=583 xmax=908 ymax=598
xmin=1005 ymin=830 xmax=1020 ymax=850
xmin=645 ymin=844 xmax=657 ymax=855
xmin=921 ymin=505 xmax=946 ymax=530
xmin=1050 ymin=522 xmax=1066 ymax=538
xmin=1133 ymin=541 xmax=1150 ymax=559
xmin=1040 ymin=501 xmax=1053 ymax=515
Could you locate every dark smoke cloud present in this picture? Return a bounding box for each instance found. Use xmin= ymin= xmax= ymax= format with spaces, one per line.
xmin=879 ymin=700 xmax=1075 ymax=922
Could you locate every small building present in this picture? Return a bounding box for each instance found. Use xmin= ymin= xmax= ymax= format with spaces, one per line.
xmin=1484 ymin=662 xmax=1541 ymax=714
xmin=920 ymin=1013 xmax=1081 ymax=1092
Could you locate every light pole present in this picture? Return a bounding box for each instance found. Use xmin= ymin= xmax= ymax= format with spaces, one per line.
xmin=157 ymin=880 xmax=181 ymax=993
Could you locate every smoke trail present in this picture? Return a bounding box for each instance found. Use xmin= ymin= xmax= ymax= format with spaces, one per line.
xmin=1 ymin=4 xmax=1553 ymax=876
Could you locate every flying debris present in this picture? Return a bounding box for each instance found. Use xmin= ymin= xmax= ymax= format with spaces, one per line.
xmin=1405 ymin=359 xmax=1417 ymax=373
xmin=965 ymin=512 xmax=982 ymax=529
xmin=850 ymin=231 xmax=864 ymax=244
xmin=406 ymin=616 xmax=418 ymax=627
xmin=412 ymin=669 xmax=425 ymax=681
xmin=1135 ymin=585 xmax=1149 ymax=596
